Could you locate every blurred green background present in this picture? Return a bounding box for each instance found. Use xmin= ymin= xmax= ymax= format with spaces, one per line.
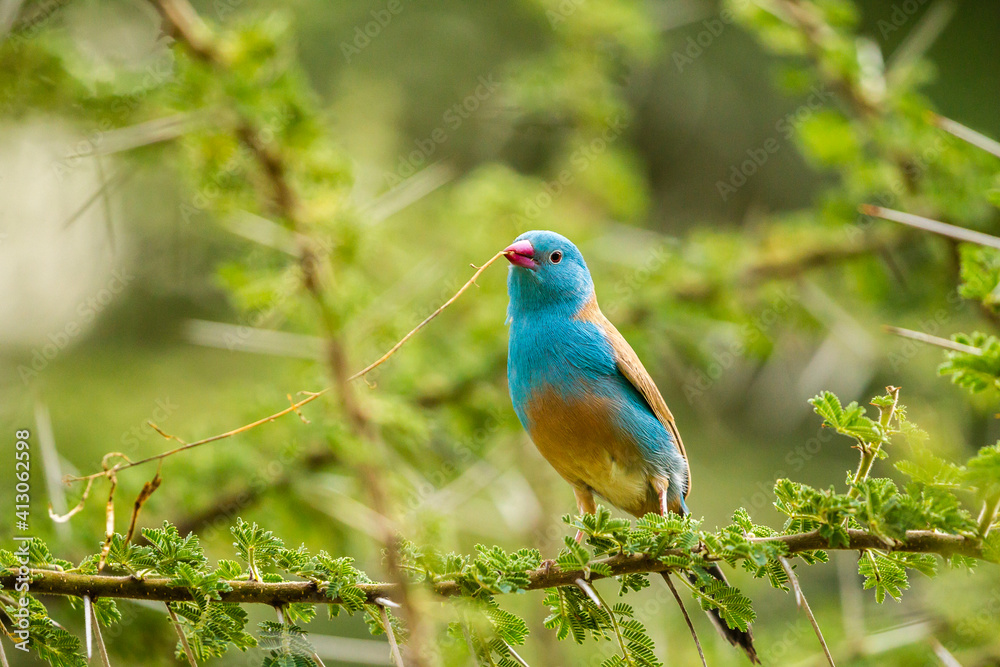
xmin=2 ymin=0 xmax=999 ymax=665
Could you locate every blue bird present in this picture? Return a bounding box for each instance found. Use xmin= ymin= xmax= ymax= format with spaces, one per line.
xmin=504 ymin=230 xmax=758 ymax=664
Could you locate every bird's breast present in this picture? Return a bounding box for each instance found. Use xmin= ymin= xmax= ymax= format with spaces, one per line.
xmin=522 ymin=385 xmax=651 ymax=515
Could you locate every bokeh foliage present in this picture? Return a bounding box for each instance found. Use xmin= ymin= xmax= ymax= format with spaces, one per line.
xmin=2 ymin=0 xmax=1000 ymax=665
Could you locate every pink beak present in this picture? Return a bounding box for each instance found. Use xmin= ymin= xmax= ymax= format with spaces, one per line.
xmin=504 ymin=240 xmax=536 ymax=268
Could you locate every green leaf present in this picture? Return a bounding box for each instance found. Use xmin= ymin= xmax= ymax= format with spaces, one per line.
xmin=858 ymin=552 xmax=908 ymax=603
xmin=105 ymin=534 xmax=157 ymax=575
xmin=696 ymin=578 xmax=756 ymax=632
xmin=965 ymin=443 xmax=1000 ymax=495
xmin=809 ymin=391 xmax=883 ymax=443
xmin=887 ymin=552 xmax=937 ymax=578
xmin=732 ymin=508 xmax=753 ymax=533
xmin=485 ymin=599 xmax=530 ymax=646
xmin=617 ymin=573 xmax=650 ymax=595
xmin=216 ymin=559 xmax=244 ymax=580
xmin=556 ymin=537 xmax=592 ymax=577
xmin=93 ymin=597 xmax=121 ymax=626
xmin=141 ymin=522 xmax=207 ymax=575
xmin=258 ymin=621 xmax=318 ymax=667
xmin=983 ymin=532 xmax=1000 ymax=563
xmin=958 ymin=245 xmax=1000 ymax=308
xmin=895 ymin=449 xmax=964 ymax=488
xmin=939 ymin=332 xmax=1000 ymax=394
xmin=231 ymin=518 xmax=284 ymax=581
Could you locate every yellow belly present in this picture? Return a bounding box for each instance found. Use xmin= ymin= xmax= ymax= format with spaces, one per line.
xmin=524 ymin=390 xmax=655 ymax=516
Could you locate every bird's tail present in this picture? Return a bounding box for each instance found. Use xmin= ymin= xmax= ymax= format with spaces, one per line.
xmin=662 ymin=566 xmax=760 ymax=664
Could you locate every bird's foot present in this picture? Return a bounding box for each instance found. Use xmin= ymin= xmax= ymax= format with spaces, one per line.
xmin=539 ymin=558 xmax=558 ymax=575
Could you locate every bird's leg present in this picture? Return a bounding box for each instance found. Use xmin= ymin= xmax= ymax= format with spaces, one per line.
xmin=573 ymin=487 xmax=597 ymax=543
xmin=652 ymin=477 xmax=670 ymax=517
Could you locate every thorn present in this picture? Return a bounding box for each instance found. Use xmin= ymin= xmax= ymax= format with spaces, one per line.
xmin=502 ymin=639 xmax=531 ymax=667
xmin=930 ymin=112 xmax=1000 ymax=159
xmin=287 ymin=394 xmax=310 ymax=424
xmin=575 ymin=578 xmax=601 ymax=607
xmin=859 ymin=204 xmax=1000 ymax=250
xmin=84 ymin=595 xmax=93 ymax=659
xmin=374 ymin=596 xmax=401 ymax=608
xmin=882 ymin=325 xmax=983 ymax=355
xmin=148 ymin=422 xmax=187 ymax=445
xmin=379 ymin=604 xmax=405 ymax=667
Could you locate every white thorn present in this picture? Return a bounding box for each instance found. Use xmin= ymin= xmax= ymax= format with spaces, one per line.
xmin=84 ymin=595 xmax=93 ymax=659
xmin=575 ymin=578 xmax=601 ymax=607
xmin=503 ymin=640 xmax=531 ymax=667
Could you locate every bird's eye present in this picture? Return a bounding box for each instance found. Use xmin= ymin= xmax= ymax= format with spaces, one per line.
xmin=550 ymin=250 xmax=563 ymax=264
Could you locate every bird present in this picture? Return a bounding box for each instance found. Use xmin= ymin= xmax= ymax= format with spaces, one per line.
xmin=503 ymin=229 xmax=759 ymax=664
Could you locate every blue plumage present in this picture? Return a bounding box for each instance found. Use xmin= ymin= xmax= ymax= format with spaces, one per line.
xmin=503 ymin=230 xmax=758 ymax=663
xmin=505 ymin=230 xmax=688 ymax=517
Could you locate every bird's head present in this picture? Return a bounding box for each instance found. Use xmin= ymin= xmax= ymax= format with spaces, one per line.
xmin=504 ymin=230 xmax=594 ymax=315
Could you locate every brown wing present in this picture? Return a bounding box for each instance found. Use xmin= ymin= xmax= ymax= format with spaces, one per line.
xmin=576 ymin=296 xmax=691 ymax=496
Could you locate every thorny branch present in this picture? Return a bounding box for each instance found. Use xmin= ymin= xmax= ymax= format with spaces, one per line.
xmin=0 ymin=529 xmax=985 ymax=607
xmin=66 ymin=391 xmax=329 ymax=484
xmin=53 ymin=2 xmax=517 ymax=662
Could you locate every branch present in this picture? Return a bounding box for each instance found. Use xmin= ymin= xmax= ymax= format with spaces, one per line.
xmin=144 ymin=4 xmax=514 ymax=662
xmin=848 ymin=385 xmax=899 ymax=497
xmin=3 ymin=530 xmax=984 ymax=607
xmin=768 ymin=0 xmax=880 ymax=118
xmin=66 ymin=391 xmax=329 ymax=483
